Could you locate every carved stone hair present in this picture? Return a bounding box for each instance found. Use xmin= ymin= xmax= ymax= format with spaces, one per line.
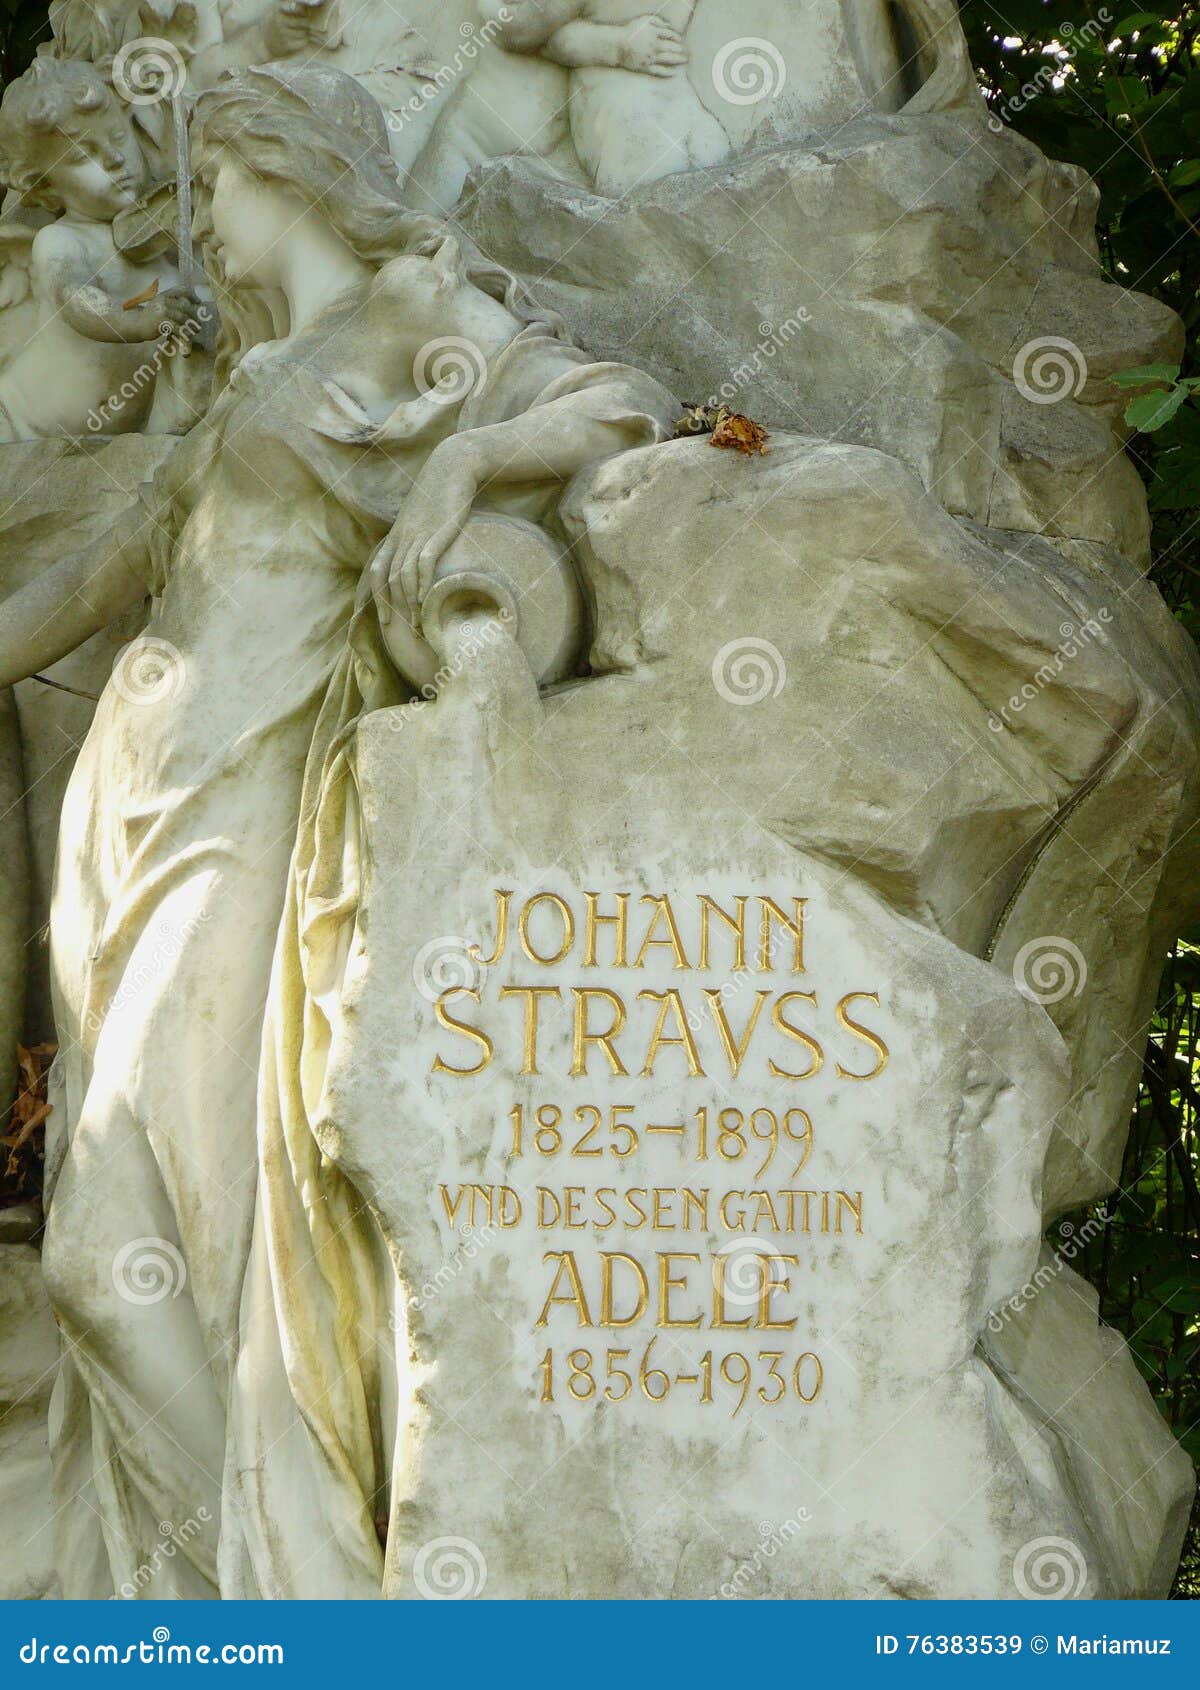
xmin=0 ymin=58 xmax=116 ymax=205
xmin=193 ymin=63 xmax=564 ymax=391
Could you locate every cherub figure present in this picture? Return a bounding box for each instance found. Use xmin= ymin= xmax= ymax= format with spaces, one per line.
xmin=408 ymin=0 xmax=729 ymax=210
xmin=495 ymin=0 xmax=730 ymax=192
xmin=0 ymin=60 xmax=205 ymax=439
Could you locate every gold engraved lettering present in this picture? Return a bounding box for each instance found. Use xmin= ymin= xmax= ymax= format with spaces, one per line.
xmin=499 ymin=985 xmax=562 ymax=1076
xmin=570 ymin=988 xmax=630 ymax=1076
xmin=835 ymin=991 xmax=890 ymax=1080
xmin=583 ymin=891 xmax=630 ymax=968
xmin=431 ymin=989 xmax=494 ymax=1076
xmin=633 ymin=895 xmax=691 ymax=969
xmin=698 ymin=894 xmax=748 ymax=971
xmin=758 ymin=897 xmax=806 ymax=973
xmin=657 ymin=1252 xmax=704 ymax=1329
xmin=536 ymin=1251 xmax=593 ymax=1328
xmin=469 ymin=889 xmax=513 ymax=968
xmin=599 ymin=1252 xmax=649 ymax=1327
xmin=705 ymin=988 xmax=772 ymax=1077
xmin=519 ymin=892 xmax=576 ymax=966
xmin=638 ymin=989 xmax=705 ymax=1076
xmin=836 ymin=1190 xmax=864 ymax=1234
xmin=758 ymin=1254 xmax=800 ymax=1330
xmin=768 ymin=991 xmax=824 ymax=1080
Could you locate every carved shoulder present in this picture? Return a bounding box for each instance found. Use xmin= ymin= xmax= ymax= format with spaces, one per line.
xmin=480 ymin=0 xmax=585 ymax=54
xmin=29 ymin=219 xmax=91 ymax=274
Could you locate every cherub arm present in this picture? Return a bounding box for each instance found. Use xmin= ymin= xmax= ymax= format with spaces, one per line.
xmin=33 ymin=223 xmax=198 ymax=345
xmin=0 ymin=425 xmax=205 ymax=684
xmin=0 ymin=536 xmax=147 ymax=686
xmin=481 ymin=2 xmax=688 ymax=74
xmin=478 ymin=0 xmax=585 ymax=53
xmin=190 ymin=0 xmax=336 ymax=78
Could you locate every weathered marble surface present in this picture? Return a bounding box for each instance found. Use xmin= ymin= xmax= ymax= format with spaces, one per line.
xmin=0 ymin=18 xmax=1192 ymax=1602
xmin=0 ymin=436 xmax=172 ymax=1042
xmin=461 ymin=114 xmax=1178 ymax=561
xmin=247 ymin=433 xmax=1197 ymax=1597
xmin=0 ymin=1244 xmax=57 ymax=1600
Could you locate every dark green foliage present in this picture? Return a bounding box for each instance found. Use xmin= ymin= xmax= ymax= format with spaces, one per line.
xmin=960 ymin=0 xmax=1199 ymax=1596
xmin=0 ymin=0 xmax=49 ymax=87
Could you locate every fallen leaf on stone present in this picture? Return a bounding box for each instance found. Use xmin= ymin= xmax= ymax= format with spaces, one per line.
xmin=711 ymin=410 xmax=771 ymax=456
xmin=122 ymin=278 xmax=160 ymax=310
xmin=2 ymin=1042 xmax=55 ymax=1191
xmin=673 ymin=403 xmax=770 ymax=455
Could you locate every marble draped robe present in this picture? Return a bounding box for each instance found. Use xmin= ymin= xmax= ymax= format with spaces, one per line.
xmin=218 ymin=332 xmax=676 ymax=1598
xmin=42 ymin=301 xmax=675 ymax=1599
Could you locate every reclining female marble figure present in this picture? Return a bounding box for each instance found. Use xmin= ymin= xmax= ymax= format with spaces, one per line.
xmin=0 ymin=59 xmax=204 ymax=437
xmin=0 ymin=60 xmax=677 ymax=1599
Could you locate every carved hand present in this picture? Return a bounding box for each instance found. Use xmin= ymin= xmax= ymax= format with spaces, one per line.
xmin=263 ymin=0 xmax=334 ymax=57
xmin=150 ymin=287 xmax=208 ymax=340
xmin=616 ymin=16 xmax=688 ymax=76
xmin=368 ymin=438 xmax=481 ymax=634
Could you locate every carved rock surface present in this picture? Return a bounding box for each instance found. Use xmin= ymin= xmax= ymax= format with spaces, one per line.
xmin=460 ymin=115 xmax=1179 ymax=562
xmin=325 ymin=434 xmax=1197 ymax=1597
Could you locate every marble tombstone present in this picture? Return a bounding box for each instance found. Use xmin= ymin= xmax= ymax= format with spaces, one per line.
xmin=0 ymin=0 xmax=1195 ymax=1604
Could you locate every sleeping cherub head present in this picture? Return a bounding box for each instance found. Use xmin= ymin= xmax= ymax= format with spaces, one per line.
xmin=0 ymin=59 xmax=150 ymax=221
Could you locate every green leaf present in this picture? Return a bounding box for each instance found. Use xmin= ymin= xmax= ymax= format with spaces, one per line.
xmin=1126 ymin=386 xmax=1189 ymax=430
xmin=1109 ymin=362 xmax=1181 ymax=386
xmin=1167 ymin=160 xmax=1200 ymax=188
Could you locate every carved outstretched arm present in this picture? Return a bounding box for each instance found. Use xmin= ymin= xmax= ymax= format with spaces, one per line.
xmin=370 ymin=395 xmax=652 ymax=629
xmin=478 ymin=0 xmax=584 ymax=54
xmin=36 ymin=229 xmax=199 ymax=345
xmin=56 ymin=280 xmax=200 ymax=345
xmin=0 ymin=422 xmax=205 ymax=684
xmin=459 ymin=402 xmax=640 ymax=483
xmin=190 ymin=0 xmax=337 ymax=78
xmin=0 ymin=537 xmax=148 ymax=687
xmin=482 ymin=1 xmax=688 ymax=74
